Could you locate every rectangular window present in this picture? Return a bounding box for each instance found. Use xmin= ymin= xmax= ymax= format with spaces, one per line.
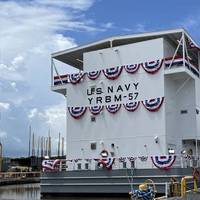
xmin=123 ymin=162 xmax=127 ymax=169
xmin=77 ymin=163 xmax=81 ymax=170
xmin=90 ymin=142 xmax=97 ymax=150
xmin=85 ymin=163 xmax=89 ymax=170
xmin=131 ymin=161 xmax=135 ymax=168
xmin=180 ymin=110 xmax=188 ymax=114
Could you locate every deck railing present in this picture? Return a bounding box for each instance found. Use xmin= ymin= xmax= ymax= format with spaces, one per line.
xmin=42 ymin=155 xmax=200 ymax=172
xmin=52 ymin=57 xmax=199 ymax=87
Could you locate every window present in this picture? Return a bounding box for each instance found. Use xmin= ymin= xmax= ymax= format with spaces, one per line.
xmin=91 ymin=115 xmax=96 ymax=122
xmin=90 ymin=142 xmax=97 ymax=150
xmin=123 ymin=162 xmax=127 ymax=169
xmin=85 ymin=163 xmax=89 ymax=170
xmin=131 ymin=161 xmax=135 ymax=168
xmin=180 ymin=110 xmax=188 ymax=114
xmin=77 ymin=163 xmax=81 ymax=170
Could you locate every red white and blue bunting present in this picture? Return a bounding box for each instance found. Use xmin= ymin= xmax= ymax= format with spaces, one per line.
xmin=142 ymin=59 xmax=163 ymax=74
xmin=142 ymin=97 xmax=164 ymax=112
xmin=124 ymin=64 xmax=140 ymax=74
xmin=68 ymin=107 xmax=87 ymax=119
xmin=103 ymin=66 xmax=123 ymax=80
xmin=151 ymin=155 xmax=176 ymax=170
xmin=106 ymin=104 xmax=121 ymax=114
xmin=138 ymin=156 xmax=148 ymax=162
xmin=54 ymin=56 xmax=199 ymax=86
xmin=69 ymin=73 xmax=84 ymax=84
xmin=127 ymin=157 xmax=137 ymax=162
xmin=97 ymin=158 xmax=115 ymax=170
xmin=89 ymin=105 xmax=104 ymax=115
xmin=87 ymin=71 xmax=101 ymax=80
xmin=42 ymin=159 xmax=60 ymax=171
xmin=119 ymin=157 xmax=127 ymax=163
xmin=123 ymin=101 xmax=140 ymax=112
xmin=54 ymin=74 xmax=68 ymax=86
xmin=68 ymin=97 xmax=164 ymax=119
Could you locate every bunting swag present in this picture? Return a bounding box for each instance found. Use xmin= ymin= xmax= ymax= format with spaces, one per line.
xmin=89 ymin=105 xmax=104 ymax=115
xmin=127 ymin=157 xmax=137 ymax=162
xmin=69 ymin=73 xmax=84 ymax=84
xmin=165 ymin=56 xmax=184 ymax=68
xmin=42 ymin=159 xmax=60 ymax=171
xmin=87 ymin=71 xmax=101 ymax=80
xmin=119 ymin=157 xmax=126 ymax=163
xmin=123 ymin=101 xmax=140 ymax=112
xmin=98 ymin=158 xmax=115 ymax=170
xmin=124 ymin=64 xmax=140 ymax=74
xmin=54 ymin=74 xmax=68 ymax=85
xmin=142 ymin=97 xmax=164 ymax=112
xmin=151 ymin=155 xmax=176 ymax=170
xmin=106 ymin=104 xmax=121 ymax=114
xmin=142 ymin=59 xmax=163 ymax=74
xmin=68 ymin=107 xmax=87 ymax=119
xmin=103 ymin=66 xmax=123 ymax=80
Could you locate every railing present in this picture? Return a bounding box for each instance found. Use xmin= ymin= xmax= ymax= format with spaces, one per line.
xmin=52 ymin=56 xmax=199 ymax=87
xmin=165 ymin=56 xmax=199 ymax=77
xmin=0 ymin=172 xmax=40 ymax=181
xmin=42 ymin=155 xmax=200 ymax=172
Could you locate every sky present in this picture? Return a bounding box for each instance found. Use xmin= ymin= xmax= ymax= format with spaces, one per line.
xmin=0 ymin=0 xmax=200 ymax=157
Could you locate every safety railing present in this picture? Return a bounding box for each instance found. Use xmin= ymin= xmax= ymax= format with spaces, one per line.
xmin=42 ymin=155 xmax=200 ymax=172
xmin=0 ymin=172 xmax=40 ymax=180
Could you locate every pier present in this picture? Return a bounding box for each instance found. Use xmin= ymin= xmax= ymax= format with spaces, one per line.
xmin=0 ymin=172 xmax=40 ymax=186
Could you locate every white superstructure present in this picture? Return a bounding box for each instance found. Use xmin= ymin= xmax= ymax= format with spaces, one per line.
xmin=51 ymin=29 xmax=200 ymax=170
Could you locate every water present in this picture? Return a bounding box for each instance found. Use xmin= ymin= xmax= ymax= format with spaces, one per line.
xmin=0 ymin=184 xmax=129 ymax=200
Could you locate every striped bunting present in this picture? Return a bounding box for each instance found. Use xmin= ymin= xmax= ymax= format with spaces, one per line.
xmin=142 ymin=97 xmax=164 ymax=112
xmin=142 ymin=59 xmax=163 ymax=74
xmin=151 ymin=155 xmax=176 ymax=170
xmin=69 ymin=73 xmax=84 ymax=84
xmin=103 ymin=66 xmax=123 ymax=80
xmin=87 ymin=71 xmax=101 ymax=80
xmin=89 ymin=105 xmax=104 ymax=115
xmin=68 ymin=107 xmax=87 ymax=119
xmin=106 ymin=104 xmax=121 ymax=114
xmin=124 ymin=64 xmax=140 ymax=74
xmin=123 ymin=101 xmax=140 ymax=112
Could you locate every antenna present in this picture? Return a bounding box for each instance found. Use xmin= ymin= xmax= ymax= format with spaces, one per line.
xmin=58 ymin=132 xmax=61 ymax=157
xmin=0 ymin=142 xmax=2 ymax=172
xmin=28 ymin=125 xmax=31 ymax=157
xmin=48 ymin=129 xmax=51 ymax=158
xmin=37 ymin=136 xmax=40 ymax=157
xmin=61 ymin=137 xmax=64 ymax=157
xmin=40 ymin=136 xmax=43 ymax=158
xmin=32 ymin=132 xmax=35 ymax=157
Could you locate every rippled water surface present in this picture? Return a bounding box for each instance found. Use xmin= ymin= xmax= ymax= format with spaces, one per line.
xmin=0 ymin=183 xmax=129 ymax=200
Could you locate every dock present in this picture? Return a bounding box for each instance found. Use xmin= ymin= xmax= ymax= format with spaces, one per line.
xmin=0 ymin=172 xmax=40 ymax=186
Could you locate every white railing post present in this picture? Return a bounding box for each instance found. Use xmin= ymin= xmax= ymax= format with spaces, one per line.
xmin=165 ymin=182 xmax=168 ymax=198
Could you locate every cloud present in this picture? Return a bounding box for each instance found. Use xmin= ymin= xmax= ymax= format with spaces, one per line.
xmin=0 ymin=102 xmax=10 ymax=110
xmin=0 ymin=0 xmax=98 ymax=156
xmin=35 ymin=0 xmax=94 ymax=11
xmin=0 ymin=131 xmax=7 ymax=138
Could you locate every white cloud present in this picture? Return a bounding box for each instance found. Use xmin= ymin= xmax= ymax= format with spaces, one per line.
xmin=0 ymin=102 xmax=10 ymax=110
xmin=0 ymin=0 xmax=113 ymax=156
xmin=0 ymin=130 xmax=7 ymax=138
xmin=35 ymin=0 xmax=94 ymax=11
xmin=28 ymin=108 xmax=38 ymax=119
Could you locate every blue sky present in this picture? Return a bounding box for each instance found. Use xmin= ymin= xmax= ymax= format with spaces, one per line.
xmin=0 ymin=0 xmax=200 ymax=157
